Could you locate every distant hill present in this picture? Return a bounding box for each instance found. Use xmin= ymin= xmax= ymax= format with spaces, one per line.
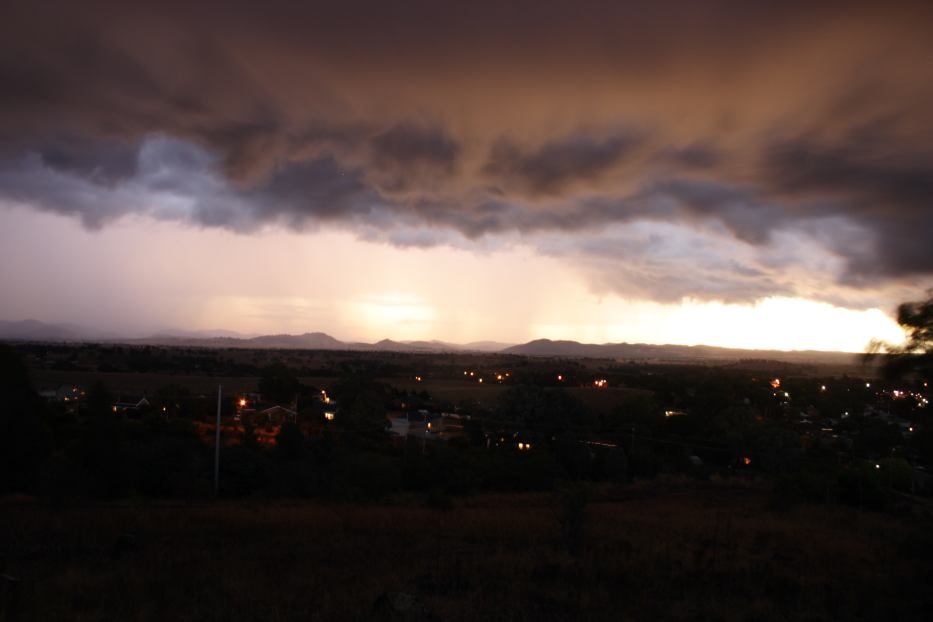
xmin=131 ymin=332 xmax=348 ymax=350
xmin=366 ymin=338 xmax=434 ymax=352
xmin=0 ymin=319 xmax=116 ymax=342
xmin=1 ymin=320 xmax=858 ymax=364
xmin=502 ymin=338 xmax=859 ymax=365
xmin=146 ymin=328 xmax=252 ymax=339
xmin=242 ymin=332 xmax=345 ymax=350
xmin=462 ymin=340 xmax=516 ymax=352
xmin=129 ymin=334 xmax=511 ymax=353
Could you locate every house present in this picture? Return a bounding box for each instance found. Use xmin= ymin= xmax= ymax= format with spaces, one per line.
xmin=112 ymin=396 xmax=150 ymax=413
xmin=257 ymin=405 xmax=297 ymax=424
xmin=39 ymin=384 xmax=83 ymax=402
xmin=387 ymin=410 xmax=466 ymax=441
xmin=387 ymin=414 xmax=410 ymax=437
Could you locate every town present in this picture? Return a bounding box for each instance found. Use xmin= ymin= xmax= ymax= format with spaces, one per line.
xmin=7 ymin=342 xmax=930 ymax=505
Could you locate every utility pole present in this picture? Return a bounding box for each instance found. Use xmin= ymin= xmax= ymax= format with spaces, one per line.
xmin=214 ymin=385 xmax=222 ymax=497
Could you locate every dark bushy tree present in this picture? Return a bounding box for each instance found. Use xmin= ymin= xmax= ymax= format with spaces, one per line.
xmin=867 ymin=290 xmax=933 ymax=380
xmin=275 ymin=421 xmax=306 ymax=461
xmin=258 ymin=362 xmax=301 ymax=404
xmin=496 ymin=385 xmax=588 ymax=434
xmin=76 ymin=381 xmax=133 ymax=497
xmin=0 ymin=346 xmax=49 ymax=492
xmin=329 ymin=376 xmax=390 ymax=434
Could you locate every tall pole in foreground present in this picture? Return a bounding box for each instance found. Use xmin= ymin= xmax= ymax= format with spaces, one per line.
xmin=214 ymin=385 xmax=222 ymax=497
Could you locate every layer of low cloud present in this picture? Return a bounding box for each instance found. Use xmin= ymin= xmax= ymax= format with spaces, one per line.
xmin=2 ymin=0 xmax=932 ymax=307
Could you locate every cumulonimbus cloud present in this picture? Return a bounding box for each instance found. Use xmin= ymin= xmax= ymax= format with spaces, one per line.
xmin=1 ymin=0 xmax=932 ymax=306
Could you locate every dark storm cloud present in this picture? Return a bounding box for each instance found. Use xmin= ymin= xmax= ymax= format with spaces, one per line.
xmin=655 ymin=144 xmax=722 ymax=171
xmin=647 ymin=179 xmax=790 ymax=245
xmin=36 ymin=137 xmax=139 ymax=186
xmin=759 ymin=128 xmax=933 ymax=277
xmin=483 ymin=133 xmax=644 ymax=196
xmin=366 ymin=124 xmax=461 ymax=195
xmin=371 ymin=125 xmax=459 ymax=172
xmin=245 ymin=158 xmax=384 ymax=227
xmin=765 ymin=136 xmax=933 ymax=218
xmin=2 ymin=0 xmax=933 ymax=303
xmin=0 ymin=138 xmax=382 ymax=231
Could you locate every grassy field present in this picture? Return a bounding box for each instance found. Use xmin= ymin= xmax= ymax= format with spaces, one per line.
xmin=29 ymin=370 xmax=261 ymax=396
xmin=2 ymin=481 xmax=930 ymax=621
xmin=388 ymin=377 xmax=650 ymax=415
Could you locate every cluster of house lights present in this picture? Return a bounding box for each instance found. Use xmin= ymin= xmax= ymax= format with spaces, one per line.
xmin=462 ymin=370 xmax=511 ymax=384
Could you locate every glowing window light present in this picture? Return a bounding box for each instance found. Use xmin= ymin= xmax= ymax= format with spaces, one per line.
xmin=324 ymin=411 xmax=335 ymax=421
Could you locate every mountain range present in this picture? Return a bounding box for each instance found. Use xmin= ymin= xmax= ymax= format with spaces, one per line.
xmin=0 ymin=319 xmax=862 ymax=364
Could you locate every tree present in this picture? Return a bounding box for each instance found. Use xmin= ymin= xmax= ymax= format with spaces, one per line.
xmin=0 ymin=346 xmax=49 ymax=492
xmin=496 ymin=385 xmax=588 ymax=433
xmin=258 ymin=362 xmax=301 ymax=404
xmin=77 ymin=381 xmax=132 ymax=497
xmin=867 ymin=290 xmax=933 ymax=380
xmin=329 ymin=376 xmax=390 ymax=434
xmin=275 ymin=421 xmax=306 ymax=461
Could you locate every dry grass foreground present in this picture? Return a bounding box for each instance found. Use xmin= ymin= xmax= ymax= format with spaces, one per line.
xmin=1 ymin=481 xmax=931 ymax=621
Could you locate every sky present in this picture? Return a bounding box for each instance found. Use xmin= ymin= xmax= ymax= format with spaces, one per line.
xmin=1 ymin=0 xmax=931 ymax=351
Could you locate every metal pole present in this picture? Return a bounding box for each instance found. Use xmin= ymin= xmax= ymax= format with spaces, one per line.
xmin=214 ymin=385 xmax=222 ymax=497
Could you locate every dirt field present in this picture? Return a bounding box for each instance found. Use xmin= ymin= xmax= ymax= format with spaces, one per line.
xmin=2 ymin=482 xmax=929 ymax=621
